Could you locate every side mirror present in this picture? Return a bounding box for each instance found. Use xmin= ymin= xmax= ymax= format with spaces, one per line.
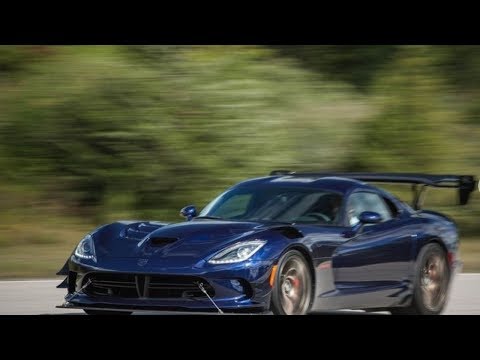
xmin=358 ymin=211 xmax=382 ymax=224
xmin=180 ymin=205 xmax=197 ymax=221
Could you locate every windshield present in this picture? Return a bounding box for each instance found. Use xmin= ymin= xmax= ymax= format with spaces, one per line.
xmin=199 ymin=186 xmax=343 ymax=225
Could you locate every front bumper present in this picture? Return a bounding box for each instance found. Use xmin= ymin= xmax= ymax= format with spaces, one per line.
xmin=60 ymin=257 xmax=275 ymax=313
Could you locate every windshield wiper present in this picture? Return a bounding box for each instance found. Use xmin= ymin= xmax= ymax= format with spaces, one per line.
xmin=194 ymin=216 xmax=224 ymax=220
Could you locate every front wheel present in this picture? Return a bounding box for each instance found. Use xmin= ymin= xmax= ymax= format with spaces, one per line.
xmin=391 ymin=243 xmax=450 ymax=315
xmin=270 ymin=250 xmax=313 ymax=315
xmin=83 ymin=309 xmax=133 ymax=315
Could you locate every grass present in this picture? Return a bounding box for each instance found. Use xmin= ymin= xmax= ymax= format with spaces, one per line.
xmin=0 ymin=222 xmax=92 ymax=279
xmin=0 ymin=185 xmax=95 ymax=279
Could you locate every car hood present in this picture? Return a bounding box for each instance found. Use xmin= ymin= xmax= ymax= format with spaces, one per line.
xmin=94 ymin=220 xmax=269 ymax=265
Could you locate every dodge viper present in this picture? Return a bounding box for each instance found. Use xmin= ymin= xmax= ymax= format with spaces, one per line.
xmin=57 ymin=171 xmax=477 ymax=315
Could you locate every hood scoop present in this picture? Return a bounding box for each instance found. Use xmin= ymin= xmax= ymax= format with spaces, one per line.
xmin=149 ymin=237 xmax=178 ymax=247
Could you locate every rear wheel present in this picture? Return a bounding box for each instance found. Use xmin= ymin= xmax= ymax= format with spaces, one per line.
xmin=390 ymin=243 xmax=450 ymax=315
xmin=83 ymin=309 xmax=133 ymax=316
xmin=270 ymin=250 xmax=312 ymax=315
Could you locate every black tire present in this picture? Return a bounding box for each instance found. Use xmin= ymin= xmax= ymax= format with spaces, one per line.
xmin=390 ymin=243 xmax=450 ymax=315
xmin=270 ymin=250 xmax=313 ymax=315
xmin=83 ymin=309 xmax=133 ymax=316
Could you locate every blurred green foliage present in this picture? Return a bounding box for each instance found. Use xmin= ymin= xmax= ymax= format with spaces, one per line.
xmin=0 ymin=45 xmax=479 ymax=277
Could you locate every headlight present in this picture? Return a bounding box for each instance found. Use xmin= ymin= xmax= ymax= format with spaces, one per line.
xmin=75 ymin=235 xmax=97 ymax=262
xmin=208 ymin=240 xmax=266 ymax=264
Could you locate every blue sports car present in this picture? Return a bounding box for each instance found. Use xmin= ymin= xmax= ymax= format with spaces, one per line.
xmin=57 ymin=171 xmax=477 ymax=315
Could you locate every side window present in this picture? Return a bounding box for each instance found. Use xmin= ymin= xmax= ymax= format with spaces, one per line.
xmin=346 ymin=192 xmax=393 ymax=226
xmin=382 ymin=196 xmax=400 ymax=218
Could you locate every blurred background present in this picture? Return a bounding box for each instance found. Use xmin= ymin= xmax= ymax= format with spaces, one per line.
xmin=0 ymin=45 xmax=478 ymax=278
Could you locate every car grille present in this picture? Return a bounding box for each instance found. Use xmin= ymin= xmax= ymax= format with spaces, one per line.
xmin=83 ymin=273 xmax=215 ymax=299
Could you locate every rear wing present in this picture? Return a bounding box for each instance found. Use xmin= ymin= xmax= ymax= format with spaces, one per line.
xmin=269 ymin=171 xmax=478 ymax=209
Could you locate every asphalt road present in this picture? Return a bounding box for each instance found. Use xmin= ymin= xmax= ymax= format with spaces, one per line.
xmin=0 ymin=274 xmax=479 ymax=315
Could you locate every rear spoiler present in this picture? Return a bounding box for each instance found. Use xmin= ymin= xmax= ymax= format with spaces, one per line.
xmin=269 ymin=171 xmax=478 ymax=209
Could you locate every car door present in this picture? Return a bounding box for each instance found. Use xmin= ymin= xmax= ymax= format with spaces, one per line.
xmin=331 ymin=190 xmax=412 ymax=308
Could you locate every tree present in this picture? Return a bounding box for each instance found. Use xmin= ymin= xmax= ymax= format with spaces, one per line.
xmin=346 ymin=46 xmax=454 ymax=172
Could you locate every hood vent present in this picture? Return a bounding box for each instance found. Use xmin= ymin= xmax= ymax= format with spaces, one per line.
xmin=149 ymin=237 xmax=178 ymax=246
xmin=123 ymin=222 xmax=166 ymax=241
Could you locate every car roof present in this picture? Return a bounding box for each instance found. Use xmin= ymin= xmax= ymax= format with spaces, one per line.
xmin=234 ymin=175 xmax=375 ymax=194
